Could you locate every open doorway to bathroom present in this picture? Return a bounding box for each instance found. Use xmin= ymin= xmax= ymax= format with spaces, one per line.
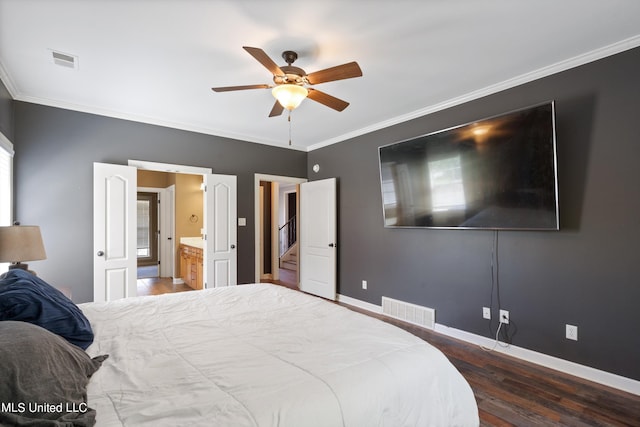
xmin=135 ymin=169 xmax=202 ymax=296
xmin=96 ymin=160 xmax=236 ymax=300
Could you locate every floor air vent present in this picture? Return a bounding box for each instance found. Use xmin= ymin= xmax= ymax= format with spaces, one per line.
xmin=382 ymin=297 xmax=435 ymax=330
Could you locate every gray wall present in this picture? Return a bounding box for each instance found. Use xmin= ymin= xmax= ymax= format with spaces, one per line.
xmin=9 ymin=46 xmax=640 ymax=381
xmin=13 ymin=103 xmax=307 ymax=303
xmin=0 ymin=78 xmax=13 ymax=141
xmin=308 ymin=47 xmax=640 ymax=381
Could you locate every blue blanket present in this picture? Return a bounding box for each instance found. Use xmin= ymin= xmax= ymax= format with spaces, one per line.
xmin=0 ymin=269 xmax=94 ymax=349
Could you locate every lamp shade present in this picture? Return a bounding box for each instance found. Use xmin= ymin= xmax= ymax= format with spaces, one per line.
xmin=272 ymin=84 xmax=308 ymax=111
xmin=0 ymin=225 xmax=47 ymax=264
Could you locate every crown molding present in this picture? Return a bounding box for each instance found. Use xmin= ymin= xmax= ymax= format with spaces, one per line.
xmin=3 ymin=36 xmax=640 ymax=153
xmin=8 ymin=94 xmax=308 ymax=152
xmin=0 ymin=61 xmax=18 ymax=99
xmin=308 ymin=35 xmax=640 ymax=152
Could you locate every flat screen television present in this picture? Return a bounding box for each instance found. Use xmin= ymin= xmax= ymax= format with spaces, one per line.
xmin=378 ymin=101 xmax=559 ymax=230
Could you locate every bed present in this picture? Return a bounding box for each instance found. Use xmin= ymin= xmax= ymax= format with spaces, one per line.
xmin=79 ymin=283 xmax=479 ymax=426
xmin=0 ymin=268 xmax=478 ymax=426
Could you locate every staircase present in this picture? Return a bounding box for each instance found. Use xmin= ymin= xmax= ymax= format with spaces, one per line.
xmin=279 ymin=216 xmax=297 ymax=271
xmin=280 ymin=247 xmax=297 ymax=271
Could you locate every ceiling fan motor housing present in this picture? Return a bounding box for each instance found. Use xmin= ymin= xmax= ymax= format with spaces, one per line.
xmin=273 ymin=51 xmax=307 ymax=85
xmin=274 ymin=65 xmax=306 ymax=85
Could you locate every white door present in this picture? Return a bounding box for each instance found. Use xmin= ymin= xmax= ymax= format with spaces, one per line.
xmin=300 ymin=178 xmax=337 ymax=300
xmin=93 ymin=162 xmax=137 ymax=302
xmin=159 ymin=185 xmax=175 ymax=278
xmin=203 ymin=174 xmax=237 ymax=287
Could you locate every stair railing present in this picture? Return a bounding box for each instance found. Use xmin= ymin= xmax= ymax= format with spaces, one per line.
xmin=279 ymin=215 xmax=297 ymax=258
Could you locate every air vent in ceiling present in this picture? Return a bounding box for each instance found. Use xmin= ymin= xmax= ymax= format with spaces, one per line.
xmin=50 ymin=50 xmax=78 ymax=69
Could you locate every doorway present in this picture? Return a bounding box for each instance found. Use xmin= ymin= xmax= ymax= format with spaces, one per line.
xmin=136 ymin=173 xmax=204 ymax=294
xmin=254 ymin=174 xmax=307 ymax=287
xmin=94 ymin=160 xmax=237 ymax=302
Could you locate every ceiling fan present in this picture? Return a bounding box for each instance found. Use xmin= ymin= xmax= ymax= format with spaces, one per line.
xmin=212 ymin=46 xmax=363 ymax=117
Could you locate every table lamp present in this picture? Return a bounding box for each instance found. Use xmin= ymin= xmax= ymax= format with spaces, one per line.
xmin=0 ymin=224 xmax=47 ymax=272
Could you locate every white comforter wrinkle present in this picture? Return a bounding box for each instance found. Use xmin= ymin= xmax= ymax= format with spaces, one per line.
xmin=160 ymin=320 xmax=262 ymax=427
xmin=231 ymin=326 xmax=348 ymax=427
xmin=199 ymin=299 xmax=349 ymax=426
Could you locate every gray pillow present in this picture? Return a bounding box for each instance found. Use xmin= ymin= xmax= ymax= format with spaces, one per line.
xmin=0 ymin=321 xmax=108 ymax=426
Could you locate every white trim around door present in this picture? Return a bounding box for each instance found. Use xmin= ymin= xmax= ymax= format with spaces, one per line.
xmin=129 ymin=160 xmax=212 ymax=175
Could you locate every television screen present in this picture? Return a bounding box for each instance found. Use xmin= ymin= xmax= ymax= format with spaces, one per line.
xmin=378 ymin=102 xmax=559 ymax=230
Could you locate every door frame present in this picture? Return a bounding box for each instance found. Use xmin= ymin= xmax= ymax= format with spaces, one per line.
xmin=130 ymin=161 xmax=237 ymax=289
xmin=130 ymin=160 xmax=211 ymax=285
xmin=130 ymin=160 xmax=213 ymax=176
xmin=254 ymin=174 xmax=307 ymax=283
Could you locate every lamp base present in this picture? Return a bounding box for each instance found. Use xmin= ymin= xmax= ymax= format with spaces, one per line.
xmin=8 ymin=263 xmax=35 ymax=275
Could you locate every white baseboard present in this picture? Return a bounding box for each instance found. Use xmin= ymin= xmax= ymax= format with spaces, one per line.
xmin=337 ymin=293 xmax=382 ymax=314
xmin=337 ymin=293 xmax=640 ymax=396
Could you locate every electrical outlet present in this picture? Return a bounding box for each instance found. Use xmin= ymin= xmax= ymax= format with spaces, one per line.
xmin=482 ymin=307 xmax=491 ymax=320
xmin=362 ymin=280 xmax=367 ymax=290
xmin=566 ymin=324 xmax=578 ymax=341
xmin=499 ymin=309 xmax=510 ymax=324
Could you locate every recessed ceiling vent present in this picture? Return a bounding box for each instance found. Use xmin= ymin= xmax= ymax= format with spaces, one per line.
xmin=50 ymin=50 xmax=78 ymax=69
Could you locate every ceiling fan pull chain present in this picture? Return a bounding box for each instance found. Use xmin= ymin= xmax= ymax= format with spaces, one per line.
xmin=288 ymin=111 xmax=292 ymax=146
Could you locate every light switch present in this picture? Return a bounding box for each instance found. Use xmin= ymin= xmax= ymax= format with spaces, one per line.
xmin=238 ymin=218 xmax=246 ymax=226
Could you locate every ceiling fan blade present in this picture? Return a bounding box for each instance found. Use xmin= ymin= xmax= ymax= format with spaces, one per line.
xmin=306 ymin=61 xmax=362 ymax=85
xmin=243 ymin=46 xmax=284 ymax=76
xmin=307 ymin=88 xmax=350 ymax=112
xmin=269 ymin=100 xmax=285 ymax=117
xmin=211 ymin=84 xmax=270 ymax=92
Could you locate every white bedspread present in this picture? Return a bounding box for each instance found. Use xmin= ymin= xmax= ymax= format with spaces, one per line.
xmin=80 ymin=284 xmax=478 ymax=426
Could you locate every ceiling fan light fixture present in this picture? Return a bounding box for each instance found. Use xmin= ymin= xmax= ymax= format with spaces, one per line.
xmin=272 ymin=84 xmax=308 ymax=111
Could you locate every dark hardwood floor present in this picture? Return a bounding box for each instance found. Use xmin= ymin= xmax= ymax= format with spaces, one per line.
xmin=136 ymin=266 xmax=299 ymax=296
xmin=132 ymin=273 xmax=640 ymax=426
xmin=260 ymin=267 xmax=299 ymax=290
xmin=342 ymin=305 xmax=640 ymax=427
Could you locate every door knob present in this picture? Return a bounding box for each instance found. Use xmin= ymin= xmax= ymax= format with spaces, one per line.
xmin=230 ymin=244 xmax=236 ymax=249
xmin=97 ymin=251 xmax=105 ymax=256
xmin=328 ymin=243 xmax=335 ymax=248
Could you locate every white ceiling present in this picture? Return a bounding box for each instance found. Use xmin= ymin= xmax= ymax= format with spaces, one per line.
xmin=1 ymin=1 xmax=640 ymax=151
